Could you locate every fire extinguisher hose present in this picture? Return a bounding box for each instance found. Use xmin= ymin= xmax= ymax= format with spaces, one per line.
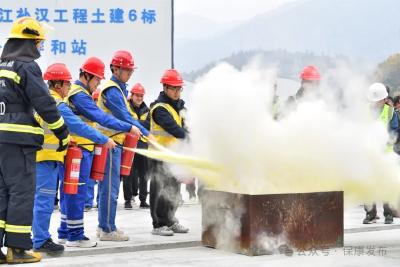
xmin=140 ymin=135 xmax=170 ymax=152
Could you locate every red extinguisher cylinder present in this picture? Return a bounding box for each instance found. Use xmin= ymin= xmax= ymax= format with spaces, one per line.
xmin=64 ymin=144 xmax=83 ymax=194
xmin=90 ymin=144 xmax=108 ymax=181
xmin=120 ymin=133 xmax=139 ymax=176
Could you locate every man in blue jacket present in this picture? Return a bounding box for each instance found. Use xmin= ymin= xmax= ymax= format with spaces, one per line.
xmin=58 ymin=57 xmax=143 ymax=247
xmin=96 ymin=51 xmax=150 ymax=241
xmin=84 ymin=89 xmax=101 ymax=212
xmin=32 ymin=63 xmax=116 ymax=254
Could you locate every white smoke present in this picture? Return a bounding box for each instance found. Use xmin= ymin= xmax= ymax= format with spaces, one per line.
xmin=183 ymin=60 xmax=400 ymax=204
xmin=257 ymin=233 xmax=291 ymax=255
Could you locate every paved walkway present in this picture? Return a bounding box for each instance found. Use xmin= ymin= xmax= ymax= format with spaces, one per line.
xmin=46 ymin=201 xmax=202 ymax=257
xmin=42 ymin=199 xmax=400 ymax=258
xmin=4 ymin=187 xmax=400 ymax=266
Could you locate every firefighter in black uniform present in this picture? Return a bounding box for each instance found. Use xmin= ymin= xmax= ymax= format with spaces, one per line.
xmin=0 ymin=17 xmax=70 ymax=264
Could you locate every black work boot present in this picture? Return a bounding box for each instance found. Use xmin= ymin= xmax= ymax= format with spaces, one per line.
xmin=0 ymin=249 xmax=6 ymax=264
xmin=383 ymin=203 xmax=394 ymax=224
xmin=33 ymin=238 xmax=64 ymax=254
xmin=140 ymin=202 xmax=150 ymax=209
xmin=6 ymin=247 xmax=41 ymax=264
xmin=363 ymin=212 xmax=377 ymax=224
xmin=124 ymin=200 xmax=133 ymax=210
xmin=385 ymin=214 xmax=394 ymax=224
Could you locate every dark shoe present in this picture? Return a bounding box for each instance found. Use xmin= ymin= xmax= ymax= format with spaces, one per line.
xmin=6 ymin=248 xmax=41 ymax=264
xmin=363 ymin=212 xmax=377 ymax=224
xmin=0 ymin=250 xmax=6 ymax=264
xmin=84 ymin=206 xmax=92 ymax=212
xmin=385 ymin=214 xmax=394 ymax=224
xmin=33 ymin=238 xmax=64 ymax=254
xmin=140 ymin=202 xmax=150 ymax=209
xmin=124 ymin=201 xmax=133 ymax=210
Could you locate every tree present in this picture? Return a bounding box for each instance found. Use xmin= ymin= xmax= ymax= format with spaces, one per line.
xmin=375 ymin=53 xmax=400 ymax=91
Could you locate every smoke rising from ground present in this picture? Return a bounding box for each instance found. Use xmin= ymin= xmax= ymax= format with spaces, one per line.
xmin=182 ymin=61 xmax=400 ymax=204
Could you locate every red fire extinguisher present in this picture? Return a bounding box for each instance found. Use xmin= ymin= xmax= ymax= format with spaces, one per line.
xmin=90 ymin=144 xmax=108 ymax=181
xmin=64 ymin=142 xmax=83 ymax=194
xmin=120 ymin=133 xmax=139 ymax=176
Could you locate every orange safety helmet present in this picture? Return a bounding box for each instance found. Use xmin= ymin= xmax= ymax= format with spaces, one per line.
xmin=300 ymin=65 xmax=321 ymax=81
xmin=92 ymin=88 xmax=101 ymax=101
xmin=130 ymin=83 xmax=145 ymax=95
xmin=110 ymin=50 xmax=135 ymax=69
xmin=43 ymin=63 xmax=72 ymax=81
xmin=81 ymin=57 xmax=105 ymax=79
xmin=160 ymin=69 xmax=184 ymax=86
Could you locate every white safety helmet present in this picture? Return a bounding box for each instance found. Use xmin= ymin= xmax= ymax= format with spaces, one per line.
xmin=367 ymin=82 xmax=388 ymax=102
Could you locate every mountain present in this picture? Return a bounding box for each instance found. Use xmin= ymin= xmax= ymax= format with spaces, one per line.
xmin=175 ymin=0 xmax=400 ymax=72
xmin=182 ymin=49 xmax=349 ymax=82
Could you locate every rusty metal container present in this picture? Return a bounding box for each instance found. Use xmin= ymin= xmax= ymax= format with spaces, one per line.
xmin=201 ymin=190 xmax=343 ymax=256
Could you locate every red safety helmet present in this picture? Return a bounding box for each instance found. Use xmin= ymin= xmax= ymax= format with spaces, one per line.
xmin=43 ymin=63 xmax=72 ymax=81
xmin=81 ymin=57 xmax=105 ymax=79
xmin=130 ymin=83 xmax=145 ymax=95
xmin=92 ymin=88 xmax=101 ymax=101
xmin=110 ymin=50 xmax=135 ymax=69
xmin=300 ymin=65 xmax=321 ymax=81
xmin=160 ymin=69 xmax=184 ymax=86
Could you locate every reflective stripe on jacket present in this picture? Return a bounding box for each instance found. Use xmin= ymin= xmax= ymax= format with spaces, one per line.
xmin=150 ymin=103 xmax=182 ymax=147
xmin=97 ymin=80 xmax=131 ymax=144
xmin=380 ymin=103 xmax=394 ymax=151
xmin=36 ymin=90 xmax=66 ymax=162
xmin=0 ymin=60 xmax=64 ymax=147
xmin=130 ymin=102 xmax=149 ymax=143
xmin=67 ymin=83 xmax=96 ymax=151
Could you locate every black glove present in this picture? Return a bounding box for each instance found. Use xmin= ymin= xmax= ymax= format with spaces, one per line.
xmin=53 ymin=124 xmax=71 ymax=152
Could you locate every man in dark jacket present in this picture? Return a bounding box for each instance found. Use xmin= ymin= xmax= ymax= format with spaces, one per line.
xmin=149 ymin=69 xmax=189 ymax=236
xmin=0 ymin=17 xmax=70 ymax=264
xmin=278 ymin=65 xmax=322 ymax=120
xmin=123 ymin=83 xmax=150 ymax=209
xmin=295 ymin=65 xmax=321 ymax=99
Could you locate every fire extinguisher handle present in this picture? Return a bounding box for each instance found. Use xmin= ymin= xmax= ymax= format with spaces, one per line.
xmin=75 ymin=143 xmax=97 ymax=146
xmin=68 ymin=133 xmax=125 ymax=147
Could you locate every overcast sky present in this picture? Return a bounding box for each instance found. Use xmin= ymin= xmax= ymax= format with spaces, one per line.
xmin=174 ymin=0 xmax=298 ymax=23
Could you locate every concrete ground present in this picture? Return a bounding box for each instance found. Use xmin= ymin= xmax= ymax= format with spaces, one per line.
xmin=4 ymin=188 xmax=400 ymax=266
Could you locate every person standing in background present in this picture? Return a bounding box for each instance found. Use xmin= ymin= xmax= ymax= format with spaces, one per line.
xmin=123 ymin=83 xmax=151 ymax=209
